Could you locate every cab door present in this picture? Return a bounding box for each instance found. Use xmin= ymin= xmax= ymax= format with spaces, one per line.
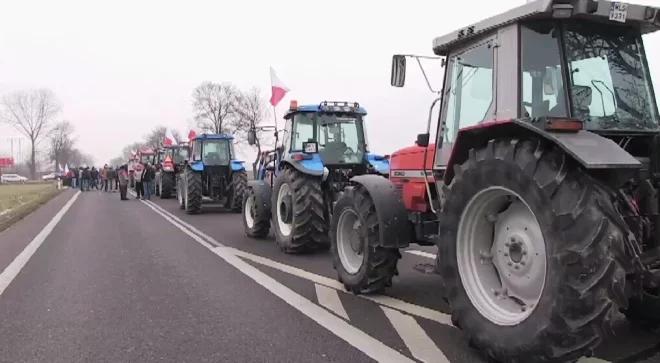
xmin=435 ymin=36 xmax=497 ymax=170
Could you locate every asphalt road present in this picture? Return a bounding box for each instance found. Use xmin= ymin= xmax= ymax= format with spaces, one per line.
xmin=0 ymin=188 xmax=659 ymax=363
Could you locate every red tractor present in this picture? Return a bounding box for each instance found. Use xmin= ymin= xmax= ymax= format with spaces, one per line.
xmin=329 ymin=1 xmax=660 ymax=361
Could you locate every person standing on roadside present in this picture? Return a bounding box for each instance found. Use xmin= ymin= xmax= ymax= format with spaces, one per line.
xmin=101 ymin=165 xmax=108 ymax=192
xmin=114 ymin=166 xmax=120 ymax=190
xmin=71 ymin=167 xmax=78 ymax=188
xmin=118 ymin=164 xmax=129 ymax=200
xmin=91 ymin=167 xmax=99 ymax=190
xmin=108 ymin=166 xmax=116 ymax=192
xmin=82 ymin=166 xmax=91 ymax=191
xmin=142 ymin=162 xmax=155 ymax=200
xmin=134 ymin=160 xmax=144 ymax=199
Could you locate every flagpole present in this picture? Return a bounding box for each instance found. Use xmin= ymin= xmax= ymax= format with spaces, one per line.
xmin=272 ymin=105 xmax=279 ymax=145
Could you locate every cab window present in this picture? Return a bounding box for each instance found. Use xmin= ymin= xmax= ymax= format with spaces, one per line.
xmin=443 ymin=41 xmax=495 ymax=143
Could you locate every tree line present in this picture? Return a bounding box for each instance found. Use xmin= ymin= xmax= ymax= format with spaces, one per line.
xmin=1 ymin=89 xmax=92 ymax=179
xmin=112 ymin=81 xmax=271 ymax=172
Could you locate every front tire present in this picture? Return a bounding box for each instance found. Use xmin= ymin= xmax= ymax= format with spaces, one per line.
xmin=439 ymin=138 xmax=627 ymax=363
xmin=184 ymin=168 xmax=202 ymax=214
xmin=331 ymin=187 xmax=400 ymax=294
xmin=161 ymin=172 xmax=174 ymax=199
xmin=272 ymin=167 xmax=327 ymax=253
xmin=243 ymin=186 xmax=271 ymax=238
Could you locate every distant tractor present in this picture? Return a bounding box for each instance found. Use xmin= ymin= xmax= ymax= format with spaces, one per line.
xmin=330 ymin=1 xmax=660 ymax=361
xmin=155 ymin=143 xmax=189 ymax=199
xmin=177 ymin=134 xmax=247 ymax=214
xmin=243 ymin=101 xmax=389 ymax=253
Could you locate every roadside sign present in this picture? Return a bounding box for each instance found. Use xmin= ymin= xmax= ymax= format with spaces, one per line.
xmin=0 ymin=157 xmax=14 ymax=168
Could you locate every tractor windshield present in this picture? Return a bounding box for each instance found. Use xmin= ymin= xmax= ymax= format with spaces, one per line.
xmin=292 ymin=112 xmax=366 ymax=165
xmin=562 ymin=22 xmax=659 ymax=131
xmin=172 ymin=147 xmax=189 ymax=164
xmin=202 ymin=139 xmax=230 ymax=166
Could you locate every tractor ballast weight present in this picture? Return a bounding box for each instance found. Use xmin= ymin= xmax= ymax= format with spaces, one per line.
xmin=331 ymin=1 xmax=660 ymax=362
xmin=177 ymin=133 xmax=247 ymax=214
xmin=242 ymin=101 xmax=390 ymax=253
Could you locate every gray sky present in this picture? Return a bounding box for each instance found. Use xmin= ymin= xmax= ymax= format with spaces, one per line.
xmin=1 ymin=0 xmax=659 ymax=165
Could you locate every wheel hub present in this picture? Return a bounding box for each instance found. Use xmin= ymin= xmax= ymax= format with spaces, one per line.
xmin=337 ymin=209 xmax=365 ymax=275
xmin=279 ymin=194 xmax=293 ymax=224
xmin=457 ymin=187 xmax=547 ymax=326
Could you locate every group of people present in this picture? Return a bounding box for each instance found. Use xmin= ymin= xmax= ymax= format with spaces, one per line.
xmin=66 ymin=162 xmax=157 ymax=201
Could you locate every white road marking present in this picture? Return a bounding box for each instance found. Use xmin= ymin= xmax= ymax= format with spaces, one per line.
xmin=315 ymin=283 xmax=349 ymax=320
xmin=141 ymin=200 xmax=415 ymax=363
xmin=0 ymin=191 xmax=80 ymax=297
xmin=405 ymin=250 xmax=437 ymax=260
xmin=227 ymin=246 xmax=453 ymax=326
xmin=576 ymin=358 xmax=610 ymax=363
xmin=382 ymin=306 xmax=450 ymax=363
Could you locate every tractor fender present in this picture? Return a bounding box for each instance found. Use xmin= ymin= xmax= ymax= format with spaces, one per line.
xmin=231 ymin=160 xmax=246 ymax=172
xmin=366 ymin=153 xmax=390 ymax=175
xmin=281 ymin=154 xmax=324 ymax=177
xmin=349 ymin=174 xmax=412 ymax=249
xmin=444 ymin=119 xmax=642 ymax=182
xmin=247 ymin=179 xmax=272 ymax=208
xmin=188 ymin=161 xmax=204 ymax=172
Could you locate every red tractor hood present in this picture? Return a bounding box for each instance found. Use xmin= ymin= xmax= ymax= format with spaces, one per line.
xmin=390 ymin=144 xmax=436 ymax=171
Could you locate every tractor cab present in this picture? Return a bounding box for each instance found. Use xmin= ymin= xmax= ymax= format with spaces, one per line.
xmin=277 ymin=100 xmax=388 ymax=177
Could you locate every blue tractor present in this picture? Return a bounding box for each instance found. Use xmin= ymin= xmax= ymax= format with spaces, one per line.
xmin=243 ymin=101 xmax=389 ymax=253
xmin=176 ymin=133 xmax=247 ymax=214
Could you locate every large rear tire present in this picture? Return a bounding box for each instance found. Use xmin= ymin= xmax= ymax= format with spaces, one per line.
xmin=230 ymin=171 xmax=248 ymax=213
xmin=331 ymin=186 xmax=400 ymax=294
xmin=184 ymin=168 xmax=202 ymax=214
xmin=243 ymin=186 xmax=271 ymax=238
xmin=160 ymin=172 xmax=174 ymax=199
xmin=272 ymin=167 xmax=327 ymax=253
xmin=439 ymin=138 xmax=627 ymax=363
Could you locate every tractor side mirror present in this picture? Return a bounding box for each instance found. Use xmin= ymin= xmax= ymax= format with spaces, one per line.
xmin=416 ymin=133 xmax=430 ymax=147
xmin=391 ymin=55 xmax=406 ymax=87
xmin=247 ymin=129 xmax=257 ymax=146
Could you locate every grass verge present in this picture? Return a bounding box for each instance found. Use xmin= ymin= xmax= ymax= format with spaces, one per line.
xmin=0 ymin=183 xmax=62 ymax=233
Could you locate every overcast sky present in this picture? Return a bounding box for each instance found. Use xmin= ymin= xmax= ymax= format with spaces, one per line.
xmin=0 ymin=0 xmax=659 ymax=166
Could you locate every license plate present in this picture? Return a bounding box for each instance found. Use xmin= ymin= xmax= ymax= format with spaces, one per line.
xmin=609 ymin=2 xmax=628 ymax=23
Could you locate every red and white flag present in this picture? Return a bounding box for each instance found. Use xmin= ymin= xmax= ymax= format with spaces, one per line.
xmin=163 ymin=129 xmax=178 ymax=146
xmin=269 ymin=67 xmax=290 ymax=107
xmin=187 ymin=129 xmax=197 ymax=142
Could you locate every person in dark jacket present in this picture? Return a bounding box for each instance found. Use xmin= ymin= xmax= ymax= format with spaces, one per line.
xmin=90 ymin=167 xmax=99 ymax=190
xmin=81 ymin=167 xmax=91 ymax=191
xmin=141 ymin=163 xmax=155 ymax=200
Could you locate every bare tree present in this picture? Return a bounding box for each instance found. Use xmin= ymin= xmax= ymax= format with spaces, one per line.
xmin=1 ymin=89 xmax=61 ymax=179
xmin=235 ymin=88 xmax=271 ymax=175
xmin=68 ymin=149 xmax=94 ymax=167
xmin=192 ymin=82 xmax=238 ymax=134
xmin=144 ymin=126 xmax=182 ymax=150
xmin=49 ymin=120 xmax=75 ymax=171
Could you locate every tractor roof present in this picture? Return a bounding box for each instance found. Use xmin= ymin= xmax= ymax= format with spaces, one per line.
xmin=432 ymin=0 xmax=660 ymax=56
xmin=284 ymin=101 xmax=367 ymax=119
xmin=194 ymin=133 xmax=234 ymax=141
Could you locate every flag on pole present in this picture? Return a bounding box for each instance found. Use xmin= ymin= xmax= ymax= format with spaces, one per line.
xmin=269 ymin=67 xmax=290 ymax=107
xmin=164 ymin=129 xmax=178 ymax=146
xmin=188 ymin=129 xmax=197 ymax=142
xmin=64 ymin=164 xmax=69 ymax=174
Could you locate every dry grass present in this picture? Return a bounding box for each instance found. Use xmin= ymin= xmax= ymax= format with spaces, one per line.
xmin=0 ymin=182 xmax=61 ymax=232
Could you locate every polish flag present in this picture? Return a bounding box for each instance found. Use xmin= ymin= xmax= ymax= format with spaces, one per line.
xmin=188 ymin=129 xmax=197 ymax=142
xmin=164 ymin=129 xmax=178 ymax=146
xmin=269 ymin=67 xmax=290 ymax=107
